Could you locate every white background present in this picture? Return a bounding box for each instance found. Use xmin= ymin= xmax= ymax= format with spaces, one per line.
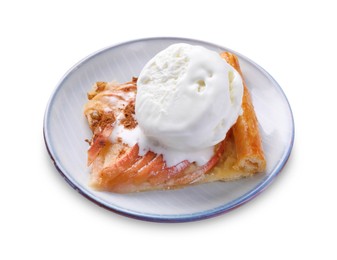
xmin=1 ymin=0 xmax=336 ymax=259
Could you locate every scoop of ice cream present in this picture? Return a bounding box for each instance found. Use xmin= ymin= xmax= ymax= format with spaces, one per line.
xmin=135 ymin=43 xmax=243 ymax=152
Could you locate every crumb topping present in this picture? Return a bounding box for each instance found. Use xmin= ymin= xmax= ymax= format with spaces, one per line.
xmin=89 ymin=110 xmax=116 ymax=133
xmin=120 ymin=101 xmax=137 ymax=129
xmin=100 ymin=111 xmax=116 ymax=129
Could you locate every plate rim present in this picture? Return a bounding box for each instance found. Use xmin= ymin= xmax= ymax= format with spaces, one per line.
xmin=43 ymin=36 xmax=295 ymax=223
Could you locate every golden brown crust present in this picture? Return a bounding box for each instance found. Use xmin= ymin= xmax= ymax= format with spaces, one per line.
xmin=220 ymin=52 xmax=266 ymax=173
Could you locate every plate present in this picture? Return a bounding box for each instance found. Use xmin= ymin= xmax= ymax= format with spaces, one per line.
xmin=44 ymin=37 xmax=294 ymax=222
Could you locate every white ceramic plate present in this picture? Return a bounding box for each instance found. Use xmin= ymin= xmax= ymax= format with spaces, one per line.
xmin=44 ymin=37 xmax=294 ymax=222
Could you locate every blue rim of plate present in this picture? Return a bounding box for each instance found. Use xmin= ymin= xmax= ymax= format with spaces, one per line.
xmin=43 ymin=37 xmax=295 ymax=223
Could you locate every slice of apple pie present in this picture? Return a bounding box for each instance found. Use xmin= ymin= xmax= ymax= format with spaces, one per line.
xmin=83 ymin=52 xmax=266 ymax=193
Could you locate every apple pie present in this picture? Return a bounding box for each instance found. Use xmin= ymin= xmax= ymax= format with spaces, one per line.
xmin=83 ymin=52 xmax=266 ymax=193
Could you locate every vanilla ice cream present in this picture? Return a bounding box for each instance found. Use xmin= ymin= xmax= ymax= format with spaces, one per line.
xmin=135 ymin=43 xmax=243 ymax=166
